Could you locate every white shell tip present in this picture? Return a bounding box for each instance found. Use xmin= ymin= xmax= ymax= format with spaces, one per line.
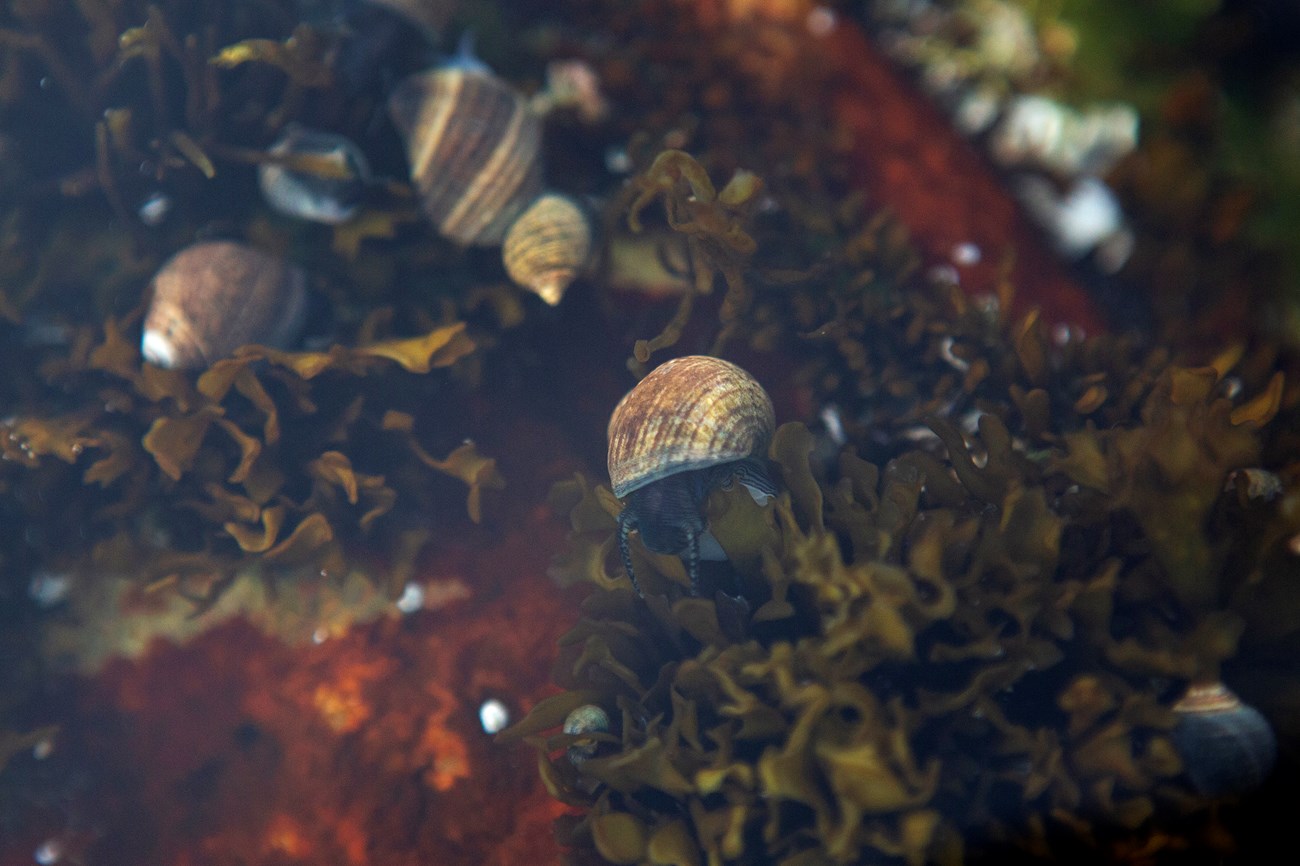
xmin=141 ymin=329 xmax=177 ymax=369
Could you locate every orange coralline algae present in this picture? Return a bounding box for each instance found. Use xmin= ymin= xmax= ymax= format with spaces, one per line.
xmin=0 ymin=478 xmax=587 ymax=866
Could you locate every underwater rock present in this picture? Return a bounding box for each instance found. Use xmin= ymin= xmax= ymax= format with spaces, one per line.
xmin=142 ymin=240 xmax=308 ymax=370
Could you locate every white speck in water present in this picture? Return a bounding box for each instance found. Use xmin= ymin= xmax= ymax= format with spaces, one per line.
xmin=951 ymin=242 xmax=981 ymax=266
xmin=33 ymin=738 xmax=53 ymax=760
xmin=312 ymin=627 xmax=328 ymax=645
xmin=807 ymin=6 xmax=837 ymax=37
xmin=479 ymin=698 xmax=510 ymax=734
xmin=604 ymin=145 xmax=631 ymax=174
xmin=819 ymin=404 xmax=846 ymax=446
xmin=138 ymin=192 xmax=171 ymax=226
xmin=28 ymin=571 xmax=72 ymax=608
xmin=396 ymin=582 xmax=425 ymax=614
xmin=34 ymin=839 xmax=61 ymax=865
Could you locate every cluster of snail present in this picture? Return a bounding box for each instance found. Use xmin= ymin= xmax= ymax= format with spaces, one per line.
xmin=141 ymin=32 xmax=592 ymax=370
xmin=130 ymin=9 xmax=1281 ymax=812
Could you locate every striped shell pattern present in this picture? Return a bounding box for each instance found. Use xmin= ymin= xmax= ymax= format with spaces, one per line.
xmin=607 ymin=356 xmax=775 ymax=499
xmin=387 ymin=65 xmax=544 ymax=246
xmin=502 ymin=192 xmax=592 ymax=305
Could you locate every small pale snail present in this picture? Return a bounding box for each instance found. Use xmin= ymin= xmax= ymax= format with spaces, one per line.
xmin=501 ymin=192 xmax=593 ymax=306
xmin=607 ymin=355 xmax=778 ymax=597
xmin=141 ymin=240 xmax=308 ymax=370
xmin=1171 ymin=680 xmax=1277 ymax=798
xmin=385 ymin=38 xmax=544 ymax=247
xmin=258 ymin=124 xmax=372 ymax=225
xmin=562 ymin=703 xmax=611 ymax=767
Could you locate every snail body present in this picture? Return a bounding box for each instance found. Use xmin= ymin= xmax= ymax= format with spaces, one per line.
xmin=502 ymin=192 xmax=592 ymax=305
xmin=1172 ymin=681 xmax=1277 ymax=798
xmin=142 ymin=240 xmax=308 ymax=370
xmin=607 ymin=355 xmax=777 ymax=596
xmin=386 ymin=52 xmax=544 ymax=246
xmin=258 ymin=125 xmax=371 ymax=225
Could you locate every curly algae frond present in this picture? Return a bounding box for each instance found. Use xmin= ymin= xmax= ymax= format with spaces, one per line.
xmin=507 ymin=270 xmax=1295 ymax=864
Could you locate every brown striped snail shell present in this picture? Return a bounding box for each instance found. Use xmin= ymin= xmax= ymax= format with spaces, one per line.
xmin=607 ymin=355 xmax=777 ymax=596
xmin=141 ymin=240 xmax=308 ymax=370
xmin=1172 ymin=681 xmax=1277 ymax=798
xmin=386 ymin=57 xmax=544 ymax=246
xmin=501 ymin=192 xmax=592 ymax=305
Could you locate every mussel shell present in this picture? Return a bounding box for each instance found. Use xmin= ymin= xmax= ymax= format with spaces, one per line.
xmin=501 ymin=192 xmax=592 ymax=305
xmin=1172 ymin=682 xmax=1277 ymax=798
xmin=607 ymin=356 xmax=775 ymax=499
xmin=387 ymin=65 xmax=544 ymax=246
xmin=142 ymin=240 xmax=308 ymax=370
xmin=258 ymin=125 xmax=371 ymax=225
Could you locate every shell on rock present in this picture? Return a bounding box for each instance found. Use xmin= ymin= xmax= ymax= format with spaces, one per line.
xmin=607 ymin=355 xmax=775 ymax=499
xmin=258 ymin=125 xmax=371 ymax=225
xmin=1172 ymin=681 xmax=1277 ymax=798
xmin=501 ymin=192 xmax=592 ymax=305
xmin=142 ymin=240 xmax=308 ymax=370
xmin=386 ymin=63 xmax=544 ymax=246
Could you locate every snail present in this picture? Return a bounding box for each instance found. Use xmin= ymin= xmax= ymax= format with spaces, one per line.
xmin=501 ymin=192 xmax=592 ymax=305
xmin=258 ymin=125 xmax=371 ymax=225
xmin=607 ymin=355 xmax=777 ymax=597
xmin=141 ymin=240 xmax=308 ymax=370
xmin=385 ymin=41 xmax=544 ymax=246
xmin=563 ymin=704 xmax=610 ymax=767
xmin=1171 ymin=681 xmax=1277 ymax=798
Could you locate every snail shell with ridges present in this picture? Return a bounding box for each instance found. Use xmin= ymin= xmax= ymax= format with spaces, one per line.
xmin=258 ymin=125 xmax=371 ymax=225
xmin=608 ymin=356 xmax=775 ymax=499
xmin=563 ymin=704 xmax=611 ymax=766
xmin=1172 ymin=681 xmax=1277 ymax=798
xmin=142 ymin=240 xmax=308 ymax=370
xmin=607 ymin=355 xmax=777 ymax=596
xmin=386 ymin=63 xmax=544 ymax=246
xmin=502 ymin=192 xmax=592 ymax=305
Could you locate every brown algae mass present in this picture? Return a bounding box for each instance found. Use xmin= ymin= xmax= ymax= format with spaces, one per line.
xmin=508 ymin=270 xmax=1298 ymax=863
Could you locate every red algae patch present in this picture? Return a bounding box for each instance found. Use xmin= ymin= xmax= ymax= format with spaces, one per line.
xmin=20 ymin=524 xmax=583 ymax=866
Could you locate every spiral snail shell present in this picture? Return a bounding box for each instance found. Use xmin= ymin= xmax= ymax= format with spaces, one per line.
xmin=386 ymin=56 xmax=544 ymax=246
xmin=607 ymin=355 xmax=777 ymax=596
xmin=141 ymin=240 xmax=308 ymax=370
xmin=258 ymin=125 xmax=371 ymax=225
xmin=501 ymin=192 xmax=592 ymax=305
xmin=1171 ymin=681 xmax=1277 ymax=799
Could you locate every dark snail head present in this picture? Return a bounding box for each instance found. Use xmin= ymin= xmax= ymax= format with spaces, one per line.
xmin=606 ymin=356 xmax=776 ymax=597
xmin=1172 ymin=681 xmax=1277 ymax=799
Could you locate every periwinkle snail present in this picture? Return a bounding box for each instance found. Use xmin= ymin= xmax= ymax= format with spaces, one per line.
xmin=258 ymin=125 xmax=372 ymax=225
xmin=501 ymin=192 xmax=593 ymax=306
xmin=385 ymin=42 xmax=544 ymax=247
xmin=1171 ymin=681 xmax=1277 ymax=799
xmin=563 ymin=704 xmax=610 ymax=767
xmin=607 ymin=355 xmax=778 ymax=597
xmin=385 ymin=40 xmax=593 ymax=303
xmin=141 ymin=240 xmax=308 ymax=370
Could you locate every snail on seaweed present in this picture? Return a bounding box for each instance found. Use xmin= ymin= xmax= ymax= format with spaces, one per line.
xmin=258 ymin=125 xmax=372 ymax=225
xmin=501 ymin=192 xmax=592 ymax=305
xmin=141 ymin=240 xmax=308 ymax=370
xmin=607 ymin=355 xmax=777 ymax=597
xmin=385 ymin=38 xmax=544 ymax=246
xmin=562 ymin=704 xmax=610 ymax=767
xmin=1171 ymin=681 xmax=1277 ymax=799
